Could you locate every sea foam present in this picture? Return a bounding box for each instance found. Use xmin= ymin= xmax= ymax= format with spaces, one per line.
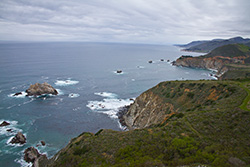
xmin=0 ymin=120 xmax=22 ymax=136
xmin=8 ymin=92 xmax=27 ymax=98
xmin=87 ymin=92 xmax=134 ymax=119
xmin=55 ymin=79 xmax=79 ymax=86
xmin=68 ymin=93 xmax=80 ymax=98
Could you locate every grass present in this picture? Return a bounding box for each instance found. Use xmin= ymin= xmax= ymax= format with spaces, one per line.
xmin=239 ymin=82 xmax=250 ymax=111
xmin=45 ymin=80 xmax=250 ymax=167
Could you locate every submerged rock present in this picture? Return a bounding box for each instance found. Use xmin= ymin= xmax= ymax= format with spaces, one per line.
xmin=0 ymin=121 xmax=10 ymax=127
xmin=14 ymin=92 xmax=23 ymax=96
xmin=10 ymin=132 xmax=26 ymax=144
xmin=25 ymin=82 xmax=58 ymax=96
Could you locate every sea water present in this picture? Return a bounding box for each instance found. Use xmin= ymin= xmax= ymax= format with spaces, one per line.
xmin=0 ymin=42 xmax=213 ymax=166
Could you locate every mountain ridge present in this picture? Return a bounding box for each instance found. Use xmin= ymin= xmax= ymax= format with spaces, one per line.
xmin=176 ymin=36 xmax=250 ymax=53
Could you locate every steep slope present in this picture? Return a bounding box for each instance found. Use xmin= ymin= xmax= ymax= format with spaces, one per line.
xmin=173 ymin=44 xmax=250 ymax=79
xmin=179 ymin=37 xmax=250 ymax=53
xmin=40 ymin=80 xmax=250 ymax=167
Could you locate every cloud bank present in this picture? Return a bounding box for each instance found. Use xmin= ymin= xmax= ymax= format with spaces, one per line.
xmin=0 ymin=0 xmax=249 ymax=44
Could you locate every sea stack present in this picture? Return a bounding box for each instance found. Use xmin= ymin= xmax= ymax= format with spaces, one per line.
xmin=25 ymin=82 xmax=58 ymax=96
xmin=10 ymin=132 xmax=26 ymax=145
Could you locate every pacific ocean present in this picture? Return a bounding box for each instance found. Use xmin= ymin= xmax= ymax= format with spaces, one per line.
xmin=0 ymin=42 xmax=213 ymax=166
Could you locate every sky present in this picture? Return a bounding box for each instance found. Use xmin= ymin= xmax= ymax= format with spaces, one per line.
xmin=0 ymin=0 xmax=250 ymax=44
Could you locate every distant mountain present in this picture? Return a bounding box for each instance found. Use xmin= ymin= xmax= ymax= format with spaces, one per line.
xmin=174 ymin=40 xmax=208 ymax=48
xmin=246 ymin=42 xmax=250 ymax=47
xmin=176 ymin=36 xmax=250 ymax=53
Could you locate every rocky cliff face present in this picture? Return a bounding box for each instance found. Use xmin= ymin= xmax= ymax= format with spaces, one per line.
xmin=123 ymin=91 xmax=175 ymax=130
xmin=173 ymin=44 xmax=250 ymax=78
xmin=172 ymin=56 xmax=233 ymax=77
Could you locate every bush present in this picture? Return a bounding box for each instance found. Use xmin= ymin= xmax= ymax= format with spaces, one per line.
xmin=73 ymin=145 xmax=89 ymax=156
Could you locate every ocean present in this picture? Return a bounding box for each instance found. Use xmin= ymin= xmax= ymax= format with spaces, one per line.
xmin=0 ymin=42 xmax=214 ymax=166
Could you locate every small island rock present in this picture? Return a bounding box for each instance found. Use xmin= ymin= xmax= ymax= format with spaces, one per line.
xmin=116 ymin=70 xmax=122 ymax=74
xmin=10 ymin=132 xmax=26 ymax=144
xmin=25 ymin=82 xmax=58 ymax=96
xmin=0 ymin=121 xmax=10 ymax=127
xmin=14 ymin=92 xmax=23 ymax=96
xmin=41 ymin=141 xmax=46 ymax=146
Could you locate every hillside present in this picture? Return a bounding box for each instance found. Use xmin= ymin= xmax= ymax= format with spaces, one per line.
xmin=38 ymin=79 xmax=250 ymax=167
xmin=177 ymin=37 xmax=250 ymax=53
xmin=173 ymin=44 xmax=250 ymax=80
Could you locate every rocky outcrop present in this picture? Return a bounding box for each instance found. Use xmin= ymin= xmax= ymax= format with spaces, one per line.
xmin=25 ymin=82 xmax=58 ymax=96
xmin=122 ymin=91 xmax=175 ymax=130
xmin=116 ymin=70 xmax=122 ymax=74
xmin=0 ymin=121 xmax=10 ymax=127
xmin=173 ymin=56 xmax=243 ymax=77
xmin=10 ymin=132 xmax=26 ymax=144
xmin=24 ymin=147 xmax=48 ymax=167
xmin=173 ymin=44 xmax=250 ymax=79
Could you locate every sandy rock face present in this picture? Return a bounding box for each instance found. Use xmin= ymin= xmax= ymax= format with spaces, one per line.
xmin=122 ymin=91 xmax=175 ymax=130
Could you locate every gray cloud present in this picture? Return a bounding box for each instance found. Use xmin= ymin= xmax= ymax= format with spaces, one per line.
xmin=0 ymin=0 xmax=249 ymax=44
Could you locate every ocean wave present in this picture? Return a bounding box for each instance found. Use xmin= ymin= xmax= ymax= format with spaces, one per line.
xmin=68 ymin=93 xmax=80 ymax=98
xmin=87 ymin=92 xmax=134 ymax=119
xmin=55 ymin=79 xmax=79 ymax=86
xmin=8 ymin=91 xmax=27 ymax=98
xmin=113 ymin=71 xmax=125 ymax=75
xmin=0 ymin=120 xmax=22 ymax=136
xmin=137 ymin=66 xmax=145 ymax=69
xmin=94 ymin=92 xmax=117 ymax=98
xmin=15 ymin=158 xmax=32 ymax=167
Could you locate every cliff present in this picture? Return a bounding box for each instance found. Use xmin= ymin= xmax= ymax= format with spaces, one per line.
xmin=173 ymin=44 xmax=250 ymax=79
xmin=123 ymin=91 xmax=175 ymax=130
xmin=40 ymin=79 xmax=250 ymax=166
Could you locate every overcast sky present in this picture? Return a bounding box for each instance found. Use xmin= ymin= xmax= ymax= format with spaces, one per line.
xmin=0 ymin=0 xmax=249 ymax=44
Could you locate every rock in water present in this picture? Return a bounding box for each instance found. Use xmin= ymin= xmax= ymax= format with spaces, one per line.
xmin=24 ymin=147 xmax=40 ymax=163
xmin=14 ymin=92 xmax=22 ymax=96
xmin=116 ymin=70 xmax=122 ymax=74
xmin=0 ymin=121 xmax=10 ymax=127
xmin=10 ymin=132 xmax=26 ymax=144
xmin=24 ymin=147 xmax=48 ymax=167
xmin=41 ymin=141 xmax=46 ymax=146
xmin=25 ymin=82 xmax=58 ymax=96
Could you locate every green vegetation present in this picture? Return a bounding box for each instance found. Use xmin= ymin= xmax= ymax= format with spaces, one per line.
xmin=46 ymin=79 xmax=250 ymax=167
xmin=42 ymin=43 xmax=250 ymax=166
xmin=206 ymin=44 xmax=250 ymax=58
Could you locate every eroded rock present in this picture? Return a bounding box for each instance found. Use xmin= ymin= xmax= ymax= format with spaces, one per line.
xmin=24 ymin=147 xmax=48 ymax=167
xmin=25 ymin=82 xmax=58 ymax=96
xmin=0 ymin=121 xmax=10 ymax=127
xmin=10 ymin=132 xmax=26 ymax=144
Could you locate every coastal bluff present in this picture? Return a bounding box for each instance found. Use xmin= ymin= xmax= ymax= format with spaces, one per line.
xmin=37 ymin=79 xmax=250 ymax=166
xmin=173 ymin=44 xmax=250 ymax=79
